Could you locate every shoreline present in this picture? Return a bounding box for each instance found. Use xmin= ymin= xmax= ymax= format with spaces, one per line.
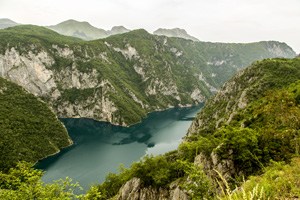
xmin=58 ymin=102 xmax=205 ymax=128
xmin=36 ymin=102 xmax=204 ymax=164
xmin=34 ymin=122 xmax=74 ymax=166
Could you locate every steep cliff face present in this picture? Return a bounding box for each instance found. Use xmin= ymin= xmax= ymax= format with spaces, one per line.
xmin=92 ymin=58 xmax=300 ymax=200
xmin=116 ymin=178 xmax=189 ymax=200
xmin=0 ymin=25 xmax=296 ymax=126
xmin=187 ymin=58 xmax=300 ymax=137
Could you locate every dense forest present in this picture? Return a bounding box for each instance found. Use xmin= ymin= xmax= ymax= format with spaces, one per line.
xmin=88 ymin=58 xmax=300 ymax=199
xmin=0 ymin=77 xmax=72 ymax=172
xmin=0 ymin=25 xmax=295 ymax=126
xmin=1 ymin=58 xmax=300 ymax=199
xmin=0 ymin=24 xmax=299 ymax=199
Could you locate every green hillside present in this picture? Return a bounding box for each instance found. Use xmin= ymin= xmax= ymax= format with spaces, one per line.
xmin=0 ymin=25 xmax=296 ymax=126
xmin=0 ymin=77 xmax=72 ymax=172
xmin=187 ymin=58 xmax=300 ymax=136
xmin=88 ymin=58 xmax=300 ymax=199
xmin=0 ymin=26 xmax=299 ymax=198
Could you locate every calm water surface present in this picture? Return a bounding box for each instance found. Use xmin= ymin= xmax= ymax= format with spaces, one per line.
xmin=36 ymin=105 xmax=203 ymax=191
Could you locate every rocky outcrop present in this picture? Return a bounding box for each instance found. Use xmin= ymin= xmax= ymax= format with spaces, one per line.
xmin=0 ymin=48 xmax=56 ymax=96
xmin=0 ymin=26 xmax=297 ymax=126
xmin=116 ymin=178 xmax=190 ymax=200
xmin=186 ymin=63 xmax=263 ymax=137
xmin=194 ymin=145 xmax=236 ymax=181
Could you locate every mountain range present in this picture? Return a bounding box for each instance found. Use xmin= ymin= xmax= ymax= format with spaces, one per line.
xmin=0 ymin=17 xmax=299 ymax=199
xmin=97 ymin=57 xmax=300 ymax=199
xmin=0 ymin=25 xmax=295 ymax=127
xmin=46 ymin=19 xmax=130 ymax=40
xmin=0 ymin=18 xmax=201 ymax=41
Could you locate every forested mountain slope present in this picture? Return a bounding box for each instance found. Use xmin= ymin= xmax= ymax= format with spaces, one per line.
xmin=0 ymin=25 xmax=296 ymax=126
xmin=0 ymin=77 xmax=72 ymax=172
xmin=90 ymin=58 xmax=300 ymax=200
xmin=187 ymin=57 xmax=300 ymax=137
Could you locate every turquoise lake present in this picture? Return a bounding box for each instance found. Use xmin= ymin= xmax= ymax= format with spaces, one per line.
xmin=36 ymin=104 xmax=203 ymax=191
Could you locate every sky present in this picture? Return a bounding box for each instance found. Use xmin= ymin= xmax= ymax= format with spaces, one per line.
xmin=1 ymin=0 xmax=299 ymax=53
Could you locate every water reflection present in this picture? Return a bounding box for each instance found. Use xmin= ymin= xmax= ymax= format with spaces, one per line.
xmin=36 ymin=104 xmax=203 ymax=191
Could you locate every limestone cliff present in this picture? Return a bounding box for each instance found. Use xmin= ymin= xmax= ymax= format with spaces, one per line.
xmin=116 ymin=178 xmax=189 ymax=200
xmin=184 ymin=57 xmax=300 ymax=186
xmin=0 ymin=25 xmax=296 ymax=126
xmin=187 ymin=58 xmax=300 ymax=137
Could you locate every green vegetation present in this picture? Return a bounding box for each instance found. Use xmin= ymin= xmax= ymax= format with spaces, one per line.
xmin=0 ymin=77 xmax=71 ymax=172
xmin=91 ymin=155 xmax=179 ymax=199
xmin=0 ymin=26 xmax=299 ymax=199
xmin=217 ymin=158 xmax=300 ymax=200
xmin=88 ymin=58 xmax=300 ymax=199
xmin=0 ymin=162 xmax=101 ymax=199
xmin=0 ymin=25 xmax=81 ymax=55
xmin=191 ymin=58 xmax=300 ymax=135
xmin=0 ymin=25 xmax=295 ymax=126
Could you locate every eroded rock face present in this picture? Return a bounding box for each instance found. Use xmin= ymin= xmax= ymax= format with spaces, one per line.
xmin=117 ymin=178 xmax=141 ymax=200
xmin=0 ymin=44 xmax=204 ymax=126
xmin=194 ymin=145 xmax=236 ymax=182
xmin=116 ymin=178 xmax=190 ymax=200
xmin=0 ymin=47 xmax=125 ymax=125
xmin=186 ymin=65 xmax=261 ymax=137
xmin=1 ymin=31 xmax=296 ymax=126
xmin=0 ymin=48 xmax=56 ymax=96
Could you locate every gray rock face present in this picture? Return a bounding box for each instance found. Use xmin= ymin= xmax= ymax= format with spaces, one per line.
xmin=116 ymin=178 xmax=190 ymax=200
xmin=0 ymin=27 xmax=296 ymax=126
xmin=0 ymin=46 xmax=123 ymax=125
xmin=194 ymin=145 xmax=236 ymax=182
xmin=0 ymin=48 xmax=56 ymax=96
xmin=186 ymin=65 xmax=261 ymax=137
xmin=0 ymin=42 xmax=204 ymax=126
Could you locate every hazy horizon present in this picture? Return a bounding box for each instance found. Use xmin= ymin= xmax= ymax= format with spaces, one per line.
xmin=1 ymin=0 xmax=299 ymax=53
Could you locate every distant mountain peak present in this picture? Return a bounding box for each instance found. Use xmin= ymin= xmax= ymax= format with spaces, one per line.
xmin=0 ymin=18 xmax=19 ymax=29
xmin=46 ymin=19 xmax=130 ymax=40
xmin=46 ymin=19 xmax=107 ymax=40
xmin=109 ymin=26 xmax=130 ymax=35
xmin=153 ymin=28 xmax=200 ymax=41
xmin=0 ymin=18 xmax=18 ymax=24
xmin=53 ymin=19 xmax=95 ymax=28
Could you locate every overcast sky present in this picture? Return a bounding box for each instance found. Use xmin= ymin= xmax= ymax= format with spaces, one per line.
xmin=1 ymin=0 xmax=299 ymax=53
